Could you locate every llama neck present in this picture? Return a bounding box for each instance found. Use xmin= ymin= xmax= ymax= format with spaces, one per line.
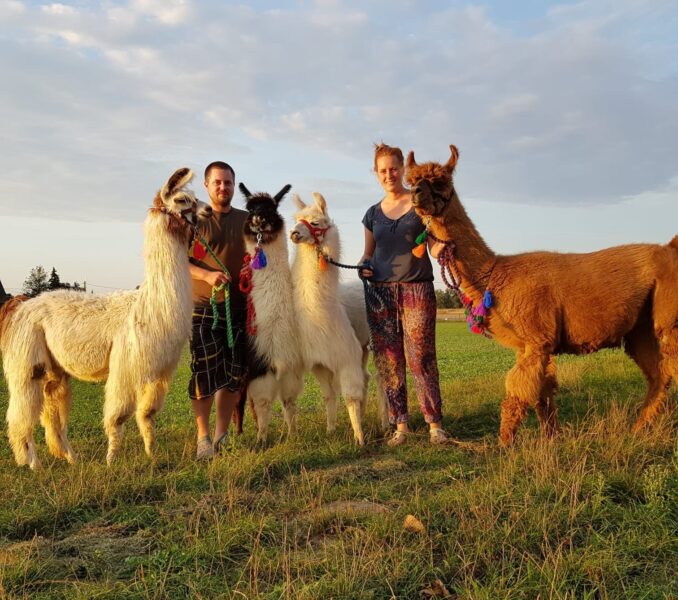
xmin=246 ymin=230 xmax=289 ymax=265
xmin=431 ymin=191 xmax=495 ymax=294
xmin=139 ymin=213 xmax=192 ymax=313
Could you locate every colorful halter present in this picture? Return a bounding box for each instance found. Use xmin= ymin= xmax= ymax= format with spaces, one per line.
xmin=425 ymin=222 xmax=495 ymax=338
xmin=298 ymin=219 xmax=330 ymax=245
xmin=296 ymin=219 xmax=332 ymax=271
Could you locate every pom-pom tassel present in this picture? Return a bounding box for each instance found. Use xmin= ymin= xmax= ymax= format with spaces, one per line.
xmin=318 ymin=254 xmax=328 ymax=271
xmin=190 ymin=239 xmax=207 ymax=260
xmin=251 ymin=247 xmax=267 ymax=270
xmin=414 ymin=230 xmax=427 ymax=245
xmin=412 ymin=243 xmax=427 ymax=258
xmin=483 ymin=290 xmax=493 ymax=309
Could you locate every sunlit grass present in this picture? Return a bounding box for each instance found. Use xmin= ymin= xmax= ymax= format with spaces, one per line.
xmin=0 ymin=322 xmax=675 ymax=598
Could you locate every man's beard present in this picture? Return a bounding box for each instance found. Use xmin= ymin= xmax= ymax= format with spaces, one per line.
xmin=212 ymin=194 xmax=233 ymax=209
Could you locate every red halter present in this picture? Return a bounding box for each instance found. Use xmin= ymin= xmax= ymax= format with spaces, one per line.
xmin=298 ymin=219 xmax=330 ymax=245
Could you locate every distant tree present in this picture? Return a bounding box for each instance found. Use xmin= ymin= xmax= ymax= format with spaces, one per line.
xmin=22 ymin=265 xmax=49 ymax=297
xmin=72 ymin=281 xmax=81 ymax=291
xmin=48 ymin=267 xmax=61 ymax=290
xmin=435 ymin=288 xmax=461 ymax=309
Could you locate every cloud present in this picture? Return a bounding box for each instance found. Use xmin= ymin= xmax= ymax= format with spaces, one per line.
xmin=0 ymin=0 xmax=677 ymax=225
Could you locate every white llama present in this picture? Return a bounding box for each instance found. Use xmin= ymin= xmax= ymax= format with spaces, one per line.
xmin=239 ymin=183 xmax=304 ymax=443
xmin=290 ymin=192 xmax=379 ymax=445
xmin=0 ymin=168 xmax=211 ymax=468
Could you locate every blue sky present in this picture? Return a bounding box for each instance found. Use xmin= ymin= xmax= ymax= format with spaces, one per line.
xmin=1 ymin=0 xmax=677 ymax=293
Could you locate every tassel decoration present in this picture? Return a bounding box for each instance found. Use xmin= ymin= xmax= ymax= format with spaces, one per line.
xmin=412 ymin=243 xmax=426 ymax=258
xmin=318 ymin=254 xmax=328 ymax=271
xmin=190 ymin=239 xmax=207 ymax=260
xmin=251 ymin=247 xmax=267 ymax=270
xmin=412 ymin=229 xmax=428 ymax=257
xmin=483 ymin=290 xmax=493 ymax=309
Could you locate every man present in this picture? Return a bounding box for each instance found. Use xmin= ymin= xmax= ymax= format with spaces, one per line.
xmin=188 ymin=161 xmax=248 ymax=458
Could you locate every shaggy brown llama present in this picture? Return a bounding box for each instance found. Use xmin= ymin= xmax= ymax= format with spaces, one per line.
xmin=406 ymin=144 xmax=678 ymax=446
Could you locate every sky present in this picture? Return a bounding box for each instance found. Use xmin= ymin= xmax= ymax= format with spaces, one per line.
xmin=1 ymin=0 xmax=677 ymax=294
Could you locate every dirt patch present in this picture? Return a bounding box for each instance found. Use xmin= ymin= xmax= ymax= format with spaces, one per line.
xmin=318 ymin=500 xmax=391 ymax=517
xmin=53 ymin=524 xmax=153 ymax=562
xmin=0 ymin=524 xmax=153 ymax=580
xmin=315 ymin=458 xmax=408 ymax=484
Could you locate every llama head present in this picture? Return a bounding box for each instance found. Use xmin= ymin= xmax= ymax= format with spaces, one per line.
xmin=289 ymin=192 xmax=333 ymax=246
xmin=153 ymin=168 xmax=212 ymax=238
xmin=240 ymin=183 xmax=291 ymax=244
xmin=405 ymin=145 xmax=459 ymax=218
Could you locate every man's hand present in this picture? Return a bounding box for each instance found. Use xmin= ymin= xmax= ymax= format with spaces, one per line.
xmin=204 ymin=270 xmax=231 ymax=287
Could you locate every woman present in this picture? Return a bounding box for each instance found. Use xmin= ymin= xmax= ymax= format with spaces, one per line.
xmin=359 ymin=143 xmax=448 ymax=446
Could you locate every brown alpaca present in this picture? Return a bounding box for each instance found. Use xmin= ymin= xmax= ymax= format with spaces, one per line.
xmin=406 ymin=144 xmax=678 ymax=446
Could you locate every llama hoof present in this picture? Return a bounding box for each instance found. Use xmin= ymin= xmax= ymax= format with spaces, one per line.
xmin=65 ymin=450 xmax=78 ymax=465
xmin=354 ymin=435 xmax=366 ymax=447
xmin=498 ymin=435 xmax=514 ymax=449
xmin=631 ymin=419 xmax=648 ymax=434
xmin=106 ymin=450 xmax=118 ymax=466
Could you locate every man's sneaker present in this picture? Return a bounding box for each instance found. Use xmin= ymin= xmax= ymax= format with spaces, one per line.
xmin=196 ymin=435 xmax=215 ymax=460
xmin=387 ymin=430 xmax=407 ymax=447
xmin=429 ymin=428 xmax=449 ymax=445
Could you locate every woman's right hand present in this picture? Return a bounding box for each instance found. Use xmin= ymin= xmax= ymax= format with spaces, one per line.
xmin=358 ymin=260 xmax=373 ymax=280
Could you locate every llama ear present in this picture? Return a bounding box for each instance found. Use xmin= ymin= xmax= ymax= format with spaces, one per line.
xmin=273 ymin=184 xmax=292 ymax=205
xmin=406 ymin=151 xmax=417 ymax=169
xmin=239 ymin=183 xmax=253 ymax=199
xmin=163 ymin=167 xmax=193 ymax=197
xmin=293 ymin=194 xmax=306 ymax=210
xmin=445 ymin=145 xmax=459 ymax=173
xmin=311 ymin=192 xmax=327 ymax=215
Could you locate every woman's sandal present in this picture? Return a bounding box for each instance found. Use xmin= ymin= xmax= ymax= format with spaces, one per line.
xmin=387 ymin=430 xmax=407 ymax=447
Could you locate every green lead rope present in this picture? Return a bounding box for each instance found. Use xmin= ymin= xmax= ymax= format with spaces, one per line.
xmin=197 ymin=235 xmax=234 ymax=348
xmin=210 ymin=283 xmax=234 ymax=348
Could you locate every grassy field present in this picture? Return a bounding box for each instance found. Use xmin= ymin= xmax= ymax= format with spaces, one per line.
xmin=0 ymin=322 xmax=676 ymax=599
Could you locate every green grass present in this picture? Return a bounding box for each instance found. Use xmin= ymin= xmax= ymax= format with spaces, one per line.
xmin=0 ymin=322 xmax=676 ymax=599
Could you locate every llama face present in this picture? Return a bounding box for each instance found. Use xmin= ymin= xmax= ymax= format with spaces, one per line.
xmin=240 ymin=183 xmax=291 ymax=245
xmin=290 ymin=193 xmax=331 ymax=246
xmin=156 ymin=167 xmax=212 ymax=229
xmin=406 ymin=145 xmax=459 ymax=218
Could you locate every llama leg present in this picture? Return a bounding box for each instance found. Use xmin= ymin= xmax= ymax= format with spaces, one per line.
xmin=339 ymin=366 xmax=366 ymax=446
xmin=499 ymin=349 xmax=548 ymax=447
xmin=249 ymin=374 xmax=275 ymax=445
xmin=630 ymin=329 xmax=673 ymax=432
xmin=535 ymin=355 xmax=559 ymax=438
xmin=374 ymin=376 xmax=389 ymax=433
xmin=103 ymin=376 xmax=136 ymax=465
xmin=135 ymin=379 xmax=169 ymax=457
xmin=280 ymin=372 xmax=303 ymax=438
xmin=41 ymin=370 xmax=77 ymax=464
xmin=5 ymin=365 xmax=44 ymax=469
xmin=364 ymin=347 xmax=388 ymax=432
xmin=633 ymin=275 xmax=678 ymax=430
xmin=314 ymin=365 xmax=338 ymax=434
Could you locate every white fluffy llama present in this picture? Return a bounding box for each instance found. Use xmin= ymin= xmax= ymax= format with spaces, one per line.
xmin=239 ymin=183 xmax=304 ymax=443
xmin=0 ymin=168 xmax=210 ymax=468
xmin=290 ymin=192 xmax=381 ymax=445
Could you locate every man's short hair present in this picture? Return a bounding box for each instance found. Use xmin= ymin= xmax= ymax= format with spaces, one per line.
xmin=204 ymin=161 xmax=235 ymax=181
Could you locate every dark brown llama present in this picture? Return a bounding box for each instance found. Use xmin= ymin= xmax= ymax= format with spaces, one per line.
xmin=406 ymin=145 xmax=678 ymax=446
